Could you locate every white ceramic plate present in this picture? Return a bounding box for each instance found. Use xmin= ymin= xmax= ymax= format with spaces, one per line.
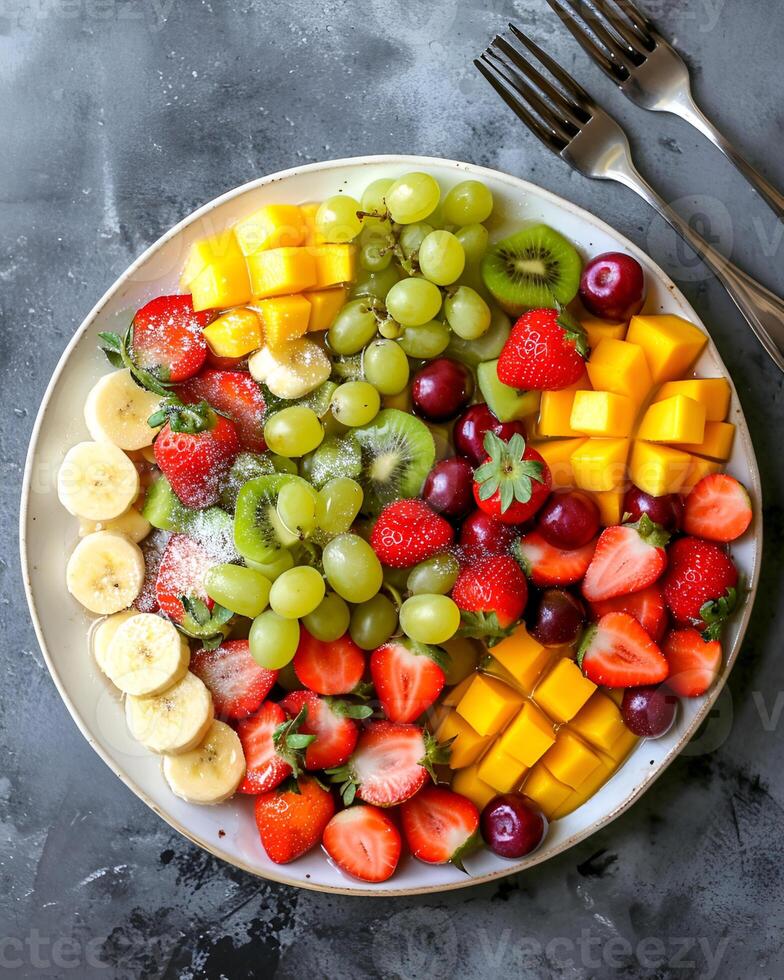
xmin=20 ymin=155 xmax=761 ymax=895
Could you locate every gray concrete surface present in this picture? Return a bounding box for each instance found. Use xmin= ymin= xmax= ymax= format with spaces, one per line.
xmin=2 ymin=0 xmax=784 ymax=977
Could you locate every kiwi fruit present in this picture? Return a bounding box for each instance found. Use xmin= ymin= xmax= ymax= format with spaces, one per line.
xmin=477 ymin=360 xmax=541 ymax=423
xmin=233 ymin=474 xmax=309 ymax=565
xmin=302 ymin=434 xmax=363 ymax=489
xmin=481 ymin=224 xmax=582 ymax=314
xmin=352 ymin=408 xmax=435 ymax=515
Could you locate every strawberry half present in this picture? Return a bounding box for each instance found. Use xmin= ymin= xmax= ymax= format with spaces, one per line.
xmin=237 ymin=702 xmax=315 ymax=795
xmin=155 ymin=533 xmax=214 ymax=624
xmin=254 ymin=776 xmax=335 ymax=864
xmin=590 ymin=585 xmax=667 ymax=643
xmin=581 ymin=516 xmax=669 ymax=603
xmin=662 ymin=537 xmax=739 ymax=639
xmin=280 ymin=690 xmax=372 ymax=770
xmin=191 ymin=639 xmax=278 ymax=720
xmin=451 ymin=554 xmax=529 ymax=636
xmin=322 ymin=805 xmax=402 ymax=883
xmin=514 ymin=530 xmax=596 ymax=587
xmin=132 ymin=295 xmax=213 ymax=382
xmin=497 ymin=307 xmax=588 ymax=391
xmin=578 ymin=612 xmax=670 ymax=688
xmin=179 ymin=369 xmax=267 ymax=454
xmin=370 ymin=499 xmax=454 ymax=569
xmin=370 ymin=639 xmax=447 ymax=723
xmin=400 ymin=786 xmax=481 ymax=870
xmin=293 ymin=629 xmax=365 ymax=695
xmin=662 ymin=628 xmax=722 ymax=698
xmin=682 ymin=473 xmax=752 ymax=543
xmin=473 ymin=433 xmax=551 ymax=525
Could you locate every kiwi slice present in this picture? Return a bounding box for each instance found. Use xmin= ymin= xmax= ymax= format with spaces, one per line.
xmin=481 ymin=224 xmax=582 ymax=314
xmin=477 ymin=360 xmax=541 ymax=423
xmin=352 ymin=409 xmax=435 ymax=515
xmin=234 ymin=474 xmax=308 ymax=565
xmin=143 ymin=476 xmax=237 ymax=558
xmin=302 ymin=434 xmax=363 ymax=489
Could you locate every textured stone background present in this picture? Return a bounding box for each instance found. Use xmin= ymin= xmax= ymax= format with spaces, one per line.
xmin=3 ymin=0 xmax=784 ymax=977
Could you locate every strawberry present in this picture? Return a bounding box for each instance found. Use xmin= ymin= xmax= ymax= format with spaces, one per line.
xmin=191 ymin=639 xmax=278 ymax=720
xmin=370 ymin=499 xmax=454 ymax=569
xmin=581 ymin=516 xmax=669 ymax=602
xmin=132 ymin=295 xmax=213 ymax=382
xmin=254 ymin=776 xmax=335 ymax=864
xmin=497 ymin=307 xmax=588 ymax=391
xmin=661 ymin=537 xmax=739 ymax=639
xmin=236 ymin=702 xmax=315 ymax=794
xmin=451 ymin=555 xmax=529 ymax=635
xmin=370 ymin=639 xmax=447 ymax=723
xmin=662 ymin=628 xmax=722 ymax=697
xmin=151 ymin=400 xmax=240 ymax=509
xmin=328 ymin=721 xmax=448 ymax=807
xmin=590 ymin=585 xmax=667 ymax=643
xmin=682 ymin=473 xmax=753 ymax=543
xmin=179 ymin=369 xmax=267 ymax=453
xmin=321 ymin=805 xmax=402 ymax=883
xmin=578 ymin=612 xmax=670 ymax=688
xmin=473 ymin=433 xmax=551 ymax=525
xmin=280 ymin=690 xmax=372 ymax=770
xmin=400 ymin=786 xmax=481 ymax=870
xmin=155 ymin=533 xmax=214 ymax=624
xmin=293 ymin=629 xmax=365 ymax=695
xmin=513 ymin=530 xmax=596 ymax=586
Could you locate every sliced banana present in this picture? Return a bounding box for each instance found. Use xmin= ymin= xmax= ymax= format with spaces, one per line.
xmin=92 ymin=608 xmax=138 ymax=675
xmin=58 ymin=441 xmax=140 ymax=522
xmin=248 ymin=338 xmax=331 ymax=398
xmin=163 ymin=720 xmax=245 ymax=804
xmin=66 ymin=531 xmax=145 ymax=615
xmin=84 ymin=369 xmax=162 ymax=451
xmin=126 ymin=671 xmax=214 ymax=755
xmin=103 ymin=612 xmax=189 ymax=696
xmin=79 ymin=506 xmax=151 ymax=543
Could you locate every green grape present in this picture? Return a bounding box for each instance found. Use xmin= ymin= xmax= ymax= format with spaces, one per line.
xmin=249 ymin=610 xmax=301 ymax=668
xmin=328 ymin=299 xmax=379 ymax=355
xmin=385 ymin=277 xmax=442 ymax=327
xmin=269 ymin=565 xmax=326 ymax=619
xmin=455 ymin=223 xmax=489 ymax=263
xmin=418 ymin=230 xmax=466 ymax=286
xmin=264 ymin=406 xmax=324 ymax=457
xmin=444 ymin=285 xmax=491 ymax=340
xmin=399 ymin=222 xmax=434 ymax=260
xmin=406 ymin=554 xmax=460 ymax=596
xmin=316 ymin=194 xmax=362 ymax=242
xmin=363 ymin=339 xmax=409 ymax=395
xmin=386 ymin=172 xmax=441 ymax=224
xmin=322 ymin=533 xmax=383 ymax=603
xmin=302 ymin=591 xmax=351 ymax=642
xmin=399 ymin=594 xmax=461 ymax=644
xmin=351 ymin=265 xmax=401 ymax=302
xmin=269 ymin=453 xmax=298 ymax=475
xmin=276 ymin=480 xmax=318 ymax=537
xmin=330 ymin=381 xmax=380 ymax=427
xmin=316 ymin=477 xmax=364 ymax=535
xmin=361 ymin=177 xmax=394 ymax=216
xmin=446 ymin=306 xmax=512 ymax=367
xmin=360 ymin=238 xmax=393 ymax=272
xmin=349 ymin=594 xmax=398 ymax=650
xmin=442 ymin=180 xmax=494 ymax=225
xmin=244 ymin=548 xmax=294 ymax=581
xmin=204 ymin=563 xmax=272 ymax=618
xmin=378 ymin=319 xmax=403 ymax=339
xmin=398 ymin=319 xmax=450 ymax=359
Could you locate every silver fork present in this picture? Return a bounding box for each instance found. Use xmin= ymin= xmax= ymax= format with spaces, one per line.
xmin=546 ymin=0 xmax=784 ymax=221
xmin=475 ymin=25 xmax=784 ymax=372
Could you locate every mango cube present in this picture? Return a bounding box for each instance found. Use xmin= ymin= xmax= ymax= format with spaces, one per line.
xmin=603 ymin=725 xmax=639 ymax=763
xmin=637 ymin=394 xmax=706 ymax=444
xmin=570 ymin=693 xmax=627 ymax=751
xmin=530 ymin=438 xmax=587 ymax=489
xmin=497 ymin=701 xmax=556 ymax=767
xmin=679 ymin=421 xmax=735 ymax=461
xmin=477 ymin=744 xmax=528 ymax=793
xmin=581 ymin=314 xmax=627 ymax=348
xmin=627 ymin=314 xmax=707 ymax=383
xmin=181 ymin=230 xmax=244 ymax=289
xmin=247 ymin=247 xmax=317 ymax=299
xmin=586 ymin=489 xmax=625 ymax=527
xmin=189 ymin=260 xmax=252 ymax=312
xmin=653 ymin=378 xmax=730 ymax=422
xmin=303 ymin=287 xmax=347 ymax=332
xmin=255 ymin=295 xmax=312 ymax=349
xmin=552 ymin=755 xmax=616 ymax=818
xmin=436 ymin=711 xmax=493 ymax=770
xmin=300 ymin=202 xmax=322 ymax=246
xmin=202 ymin=308 xmax=263 ymax=358
xmin=570 ymin=390 xmax=636 ymax=438
xmin=629 ymin=441 xmax=692 ymax=496
xmin=314 ymin=244 xmax=356 ymax=288
xmin=538 ymin=389 xmax=584 ymax=437
xmin=570 ymin=438 xmax=630 ymax=492
xmin=682 ymin=455 xmax=721 ymax=492
xmin=456 ymin=673 xmax=524 ymax=737
xmin=542 ymin=730 xmax=602 ymax=789
xmin=451 ymin=764 xmax=497 ymax=810
xmin=234 ymin=205 xmax=307 ymax=255
xmin=441 ymin=675 xmax=474 ymax=708
xmin=586 ymin=339 xmax=652 ymax=403
xmin=491 ymin=625 xmax=551 ymax=692
xmin=521 ymin=763 xmax=572 ymax=817
xmin=533 ymin=658 xmax=597 ymax=723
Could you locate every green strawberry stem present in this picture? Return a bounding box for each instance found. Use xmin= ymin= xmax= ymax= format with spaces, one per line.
xmin=474 ymin=431 xmax=544 ymax=514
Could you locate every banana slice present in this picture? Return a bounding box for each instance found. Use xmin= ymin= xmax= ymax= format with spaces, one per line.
xmin=126 ymin=671 xmax=214 ymax=755
xmin=163 ymin=720 xmax=245 ymax=804
xmin=66 ymin=530 xmax=145 ymax=615
xmin=58 ymin=441 xmax=140 ymax=522
xmin=103 ymin=612 xmax=189 ymax=696
xmin=84 ymin=369 xmax=162 ymax=450
xmin=92 ymin=608 xmax=138 ymax=675
xmin=248 ymin=338 xmax=331 ymax=399
xmin=79 ymin=506 xmax=151 ymax=543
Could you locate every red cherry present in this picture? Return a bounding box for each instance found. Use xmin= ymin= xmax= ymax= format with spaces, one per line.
xmin=623 ymin=486 xmax=683 ymax=531
xmin=579 ymin=252 xmax=645 ymax=322
xmin=458 ymin=510 xmax=521 ymax=559
xmin=537 ymin=490 xmax=600 ymax=549
xmin=453 ymin=404 xmax=527 ymax=467
xmin=621 ymin=685 xmax=678 ymax=738
xmin=411 ymin=358 xmax=473 ymax=422
xmin=422 ymin=457 xmax=475 ymax=520
xmin=481 ymin=793 xmax=546 ymax=858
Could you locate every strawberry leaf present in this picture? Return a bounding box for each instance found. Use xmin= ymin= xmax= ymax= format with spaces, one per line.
xmin=632 ymin=513 xmax=670 ymax=549
xmin=99 ymin=322 xmax=175 ymax=399
xmin=272 ymin=706 xmax=316 ymax=776
xmin=699 ymin=586 xmax=738 ymax=641
xmin=458 ymin=611 xmax=514 ymax=644
xmin=327 ymin=698 xmax=374 ymax=720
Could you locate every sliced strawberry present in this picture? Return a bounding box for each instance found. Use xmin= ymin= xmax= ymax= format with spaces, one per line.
xmin=662 ymin=628 xmax=722 ymax=697
xmin=236 ymin=702 xmax=314 ymax=794
xmin=683 ymin=474 xmax=752 ymax=543
xmin=322 ymin=805 xmax=402 ymax=882
xmin=590 ymin=585 xmax=668 ymax=643
xmin=451 ymin=554 xmax=529 ymax=633
xmin=254 ymin=776 xmax=335 ymax=864
xmin=370 ymin=639 xmax=446 ymax=724
xmin=581 ymin=517 xmax=669 ymax=602
xmin=280 ymin=690 xmax=372 ymax=770
xmin=578 ymin=612 xmax=670 ymax=688
xmin=293 ymin=629 xmax=365 ymax=695
xmin=191 ymin=639 xmax=278 ymax=720
xmin=155 ymin=533 xmax=215 ymax=624
xmin=400 ymin=786 xmax=480 ymax=869
xmin=514 ymin=530 xmax=596 ymax=587
xmin=179 ymin=369 xmax=266 ymax=453
xmin=132 ymin=295 xmax=213 ymax=383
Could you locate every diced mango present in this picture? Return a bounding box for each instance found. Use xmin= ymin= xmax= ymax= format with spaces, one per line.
xmin=603 ymin=725 xmax=639 ymax=764
xmin=441 ymin=675 xmax=474 ymax=708
xmin=629 ymin=441 xmax=692 ymax=496
xmin=681 ymin=455 xmax=722 ymax=492
xmin=255 ymin=295 xmax=312 ymax=349
xmin=202 ymin=308 xmax=263 ymax=358
xmin=586 ymin=339 xmax=652 ymax=403
xmin=570 ymin=390 xmax=636 ymax=438
xmin=521 ymin=763 xmax=572 ymax=818
xmin=181 ymin=230 xmax=244 ymax=289
xmin=653 ymin=378 xmax=731 ymax=422
xmin=538 ymin=389 xmax=584 ymax=437
xmin=542 ymin=730 xmax=602 ymax=789
xmin=497 ymin=701 xmax=556 ymax=767
xmin=247 ymin=247 xmax=317 ymax=299
xmin=477 ymin=744 xmax=528 ymax=793
xmin=300 ymin=202 xmax=322 ymax=247
xmin=585 ymin=489 xmax=625 ymax=527
xmin=679 ymin=421 xmax=735 ymax=461
xmin=570 ymin=693 xmax=627 ymax=751
xmin=626 ymin=314 xmax=707 ymax=383
xmin=303 ymin=287 xmax=347 ymax=332
xmin=189 ymin=261 xmax=252 ymax=313
xmin=456 ymin=673 xmax=524 ymax=737
xmin=581 ymin=314 xmax=627 ymax=348
xmin=314 ymin=244 xmax=357 ymax=288
xmin=436 ymin=711 xmax=493 ymax=769
xmin=551 ymin=754 xmax=616 ymax=818
xmin=491 ymin=626 xmax=551 ymax=693
xmin=570 ymin=438 xmax=630 ymax=492
xmin=637 ymin=394 xmax=706 ymax=444
xmin=451 ymin=764 xmax=497 ymax=810
xmin=234 ymin=205 xmax=307 ymax=255
xmin=533 ymin=658 xmax=597 ymax=723
xmin=530 ymin=438 xmax=587 ymax=489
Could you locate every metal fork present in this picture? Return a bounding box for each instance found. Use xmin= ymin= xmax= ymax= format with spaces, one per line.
xmin=546 ymin=0 xmax=784 ymax=221
xmin=475 ymin=25 xmax=784 ymax=372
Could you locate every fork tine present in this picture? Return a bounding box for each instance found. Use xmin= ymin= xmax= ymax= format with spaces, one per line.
xmin=601 ymin=0 xmax=656 ymax=51
xmin=545 ymin=0 xmax=630 ymax=83
xmin=492 ymin=34 xmax=584 ymax=130
xmin=606 ymin=0 xmax=659 ymax=47
xmin=592 ymin=0 xmax=650 ymax=57
xmin=485 ymin=50 xmax=573 ymax=144
xmin=507 ymin=23 xmax=596 ymax=116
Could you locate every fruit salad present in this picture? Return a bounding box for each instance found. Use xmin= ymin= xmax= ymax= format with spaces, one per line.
xmin=57 ymin=170 xmax=754 ymax=883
